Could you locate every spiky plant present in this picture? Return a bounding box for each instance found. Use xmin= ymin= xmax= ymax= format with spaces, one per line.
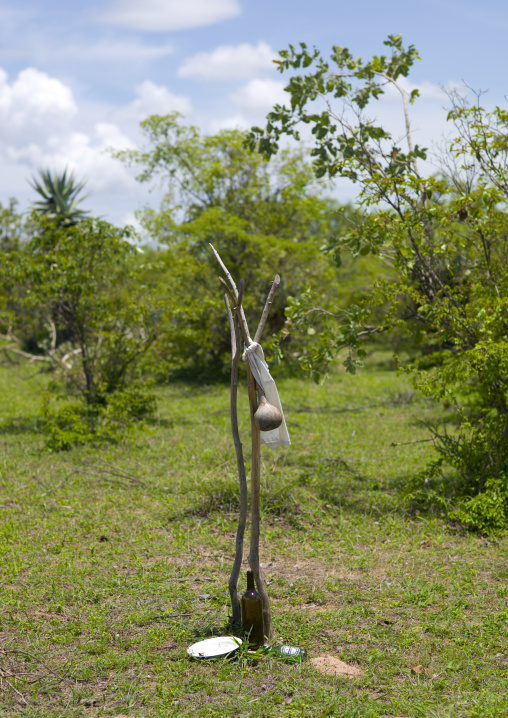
xmin=30 ymin=169 xmax=90 ymax=226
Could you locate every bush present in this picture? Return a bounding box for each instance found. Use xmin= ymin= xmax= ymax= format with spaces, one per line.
xmin=42 ymin=397 xmax=94 ymax=451
xmin=42 ymin=384 xmax=156 ymax=451
xmin=0 ymin=215 xmax=162 ymax=446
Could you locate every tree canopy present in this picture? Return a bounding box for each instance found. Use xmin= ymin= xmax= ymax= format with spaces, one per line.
xmin=0 ymin=213 xmax=161 ymax=448
xmin=248 ymin=34 xmax=508 ymax=531
xmin=115 ymin=113 xmax=343 ymax=377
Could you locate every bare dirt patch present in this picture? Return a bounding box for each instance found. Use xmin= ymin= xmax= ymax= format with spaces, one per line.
xmin=310 ymin=655 xmax=363 ymax=677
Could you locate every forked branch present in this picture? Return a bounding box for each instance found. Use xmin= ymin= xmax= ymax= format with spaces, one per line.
xmin=213 ymin=246 xmax=279 ymax=640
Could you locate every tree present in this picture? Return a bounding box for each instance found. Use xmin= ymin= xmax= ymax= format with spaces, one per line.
xmin=0 ymin=200 xmax=38 ymax=350
xmin=1 ymin=216 xmax=162 ymax=448
xmin=30 ymin=168 xmax=90 ymax=226
xmin=0 ymin=198 xmax=31 ymax=251
xmin=248 ymin=35 xmax=508 ymax=530
xmin=114 ymin=113 xmax=342 ymax=378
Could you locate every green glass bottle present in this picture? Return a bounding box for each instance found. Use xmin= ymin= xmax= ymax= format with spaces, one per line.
xmin=241 ymin=570 xmax=265 ymax=646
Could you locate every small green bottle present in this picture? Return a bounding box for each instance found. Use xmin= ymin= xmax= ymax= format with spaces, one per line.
xmin=241 ymin=570 xmax=265 ymax=646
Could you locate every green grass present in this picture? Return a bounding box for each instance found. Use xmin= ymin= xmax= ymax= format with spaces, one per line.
xmin=0 ymin=356 xmax=507 ymax=717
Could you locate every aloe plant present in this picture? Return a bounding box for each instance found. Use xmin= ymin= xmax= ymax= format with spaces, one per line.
xmin=30 ymin=168 xmax=90 ymax=226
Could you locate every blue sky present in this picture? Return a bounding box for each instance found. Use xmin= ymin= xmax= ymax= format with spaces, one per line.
xmin=1 ymin=0 xmax=507 ymax=227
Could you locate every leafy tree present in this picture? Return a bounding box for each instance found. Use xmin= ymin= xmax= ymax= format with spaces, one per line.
xmin=0 ymin=200 xmax=38 ymax=348
xmin=30 ymin=168 xmax=90 ymax=226
xmin=115 ymin=113 xmax=342 ymax=378
xmin=248 ymin=35 xmax=508 ymax=530
xmin=1 ymin=216 xmax=161 ymax=448
xmin=0 ymin=198 xmax=30 ymax=250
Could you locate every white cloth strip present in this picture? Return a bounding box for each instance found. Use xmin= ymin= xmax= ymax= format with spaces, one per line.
xmin=242 ymin=342 xmax=290 ymax=449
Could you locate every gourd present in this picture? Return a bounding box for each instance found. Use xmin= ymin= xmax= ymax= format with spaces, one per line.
xmin=253 ymin=390 xmax=282 ymax=431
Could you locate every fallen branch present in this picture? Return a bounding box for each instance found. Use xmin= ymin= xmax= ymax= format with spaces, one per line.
xmin=1 ymin=649 xmax=76 ymax=686
xmin=0 ymin=669 xmax=28 ymax=705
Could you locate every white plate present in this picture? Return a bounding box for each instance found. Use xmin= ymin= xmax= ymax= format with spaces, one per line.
xmin=187 ymin=635 xmax=242 ymax=659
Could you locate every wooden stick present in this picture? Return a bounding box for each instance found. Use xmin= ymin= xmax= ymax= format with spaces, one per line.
xmin=212 ymin=247 xmax=276 ymax=640
xmin=254 ymin=275 xmax=280 ymax=343
xmin=215 ymin=246 xmax=252 ymax=343
xmin=237 ymin=279 xmax=245 ymax=321
xmin=224 ymin=292 xmax=248 ymax=629
xmin=210 ymin=243 xmax=239 ymax=298
xmin=219 ymin=276 xmax=237 ymax=310
xmin=219 ymin=276 xmax=252 ymax=347
xmin=246 ymin=358 xmax=272 ymax=639
xmin=247 ymin=277 xmax=278 ymax=639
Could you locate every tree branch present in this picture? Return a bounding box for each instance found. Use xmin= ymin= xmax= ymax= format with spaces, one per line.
xmin=254 ymin=275 xmax=280 ymax=343
xmin=212 ymin=246 xmax=274 ymax=640
xmin=224 ymin=292 xmax=248 ymax=628
xmin=212 ymin=243 xmax=252 ymax=343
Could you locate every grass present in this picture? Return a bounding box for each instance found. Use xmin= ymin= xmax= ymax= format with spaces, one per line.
xmin=0 ymin=355 xmax=507 ymax=717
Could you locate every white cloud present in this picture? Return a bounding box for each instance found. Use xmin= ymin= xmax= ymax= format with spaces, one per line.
xmin=101 ymin=0 xmax=240 ymax=31
xmin=0 ymin=70 xmax=192 ymax=201
xmin=0 ymin=68 xmax=195 ymax=222
xmin=127 ymin=80 xmax=192 ymax=119
xmin=59 ymin=40 xmax=174 ymax=62
xmin=0 ymin=67 xmax=77 ymax=132
xmin=410 ymin=80 xmax=448 ymax=100
xmin=0 ymin=66 xmax=133 ymax=198
xmin=0 ymin=66 xmax=175 ymax=224
xmin=96 ymin=122 xmax=134 ymax=151
xmin=178 ymin=41 xmax=276 ymax=80
xmin=383 ymin=77 xmax=461 ymax=103
xmin=209 ymin=114 xmax=250 ymax=133
xmin=230 ymin=78 xmax=286 ymax=111
xmin=8 ymin=123 xmax=136 ymax=193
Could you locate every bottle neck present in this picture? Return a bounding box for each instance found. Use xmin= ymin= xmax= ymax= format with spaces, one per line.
xmin=246 ymin=570 xmax=255 ymax=590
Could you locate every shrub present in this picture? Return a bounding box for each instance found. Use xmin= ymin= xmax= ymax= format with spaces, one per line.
xmin=42 ymin=384 xmax=156 ymax=451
